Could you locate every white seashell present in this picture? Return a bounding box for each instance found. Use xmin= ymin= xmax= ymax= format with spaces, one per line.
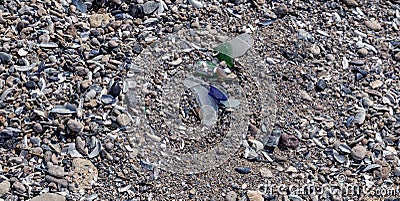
xmin=188 ymin=0 xmax=203 ymax=8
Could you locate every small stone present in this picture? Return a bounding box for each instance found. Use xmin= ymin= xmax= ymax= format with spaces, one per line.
xmin=81 ymin=80 xmax=92 ymax=89
xmin=12 ymin=181 xmax=26 ymax=193
xmin=342 ymin=0 xmax=358 ymax=6
xmin=234 ymin=167 xmax=251 ymax=174
xmin=357 ymin=48 xmax=368 ymax=57
xmin=315 ymin=79 xmax=327 ymax=91
xmin=286 ymin=166 xmax=298 ymax=173
xmin=117 ymin=113 xmax=131 ymax=126
xmin=105 ymin=141 xmax=114 ymax=151
xmin=395 ymin=167 xmax=400 ymax=177
xmin=44 ymin=151 xmax=52 ymax=162
xmin=47 ymin=163 xmax=66 ymax=178
xmin=0 ymin=181 xmax=10 ymax=197
xmin=247 ymin=190 xmax=264 ymax=201
xmin=280 ymin=133 xmax=299 ymax=149
xmin=353 ymin=110 xmax=366 ymax=125
xmin=225 ymin=191 xmax=237 ymax=201
xmin=89 ymin=14 xmax=112 ymax=28
xmin=394 ymin=52 xmax=400 ymax=61
xmin=72 ymin=158 xmax=98 ymax=190
xmin=76 ymin=136 xmax=87 ymax=155
xmin=326 ymin=54 xmax=335 ymax=61
xmin=259 ymin=167 xmax=273 ymax=178
xmin=67 ymin=119 xmax=84 ymax=133
xmin=31 ymin=193 xmax=66 ymax=201
xmin=45 ymin=176 xmax=68 ymax=188
xmin=0 ymin=52 xmax=11 ymax=63
xmin=143 ymin=1 xmax=159 ymax=14
xmin=365 ymin=20 xmax=381 ymax=31
xmin=33 ymin=123 xmax=43 ymax=133
xmin=300 ymin=91 xmax=313 ymax=102
xmin=274 ymin=5 xmax=288 ymax=17
xmin=310 ymin=45 xmax=320 ymax=56
xmin=108 ymin=40 xmax=118 ymax=48
xmin=25 ymin=81 xmax=36 ymax=89
xmin=109 ymin=81 xmax=122 ymax=97
xmin=370 ymin=80 xmax=383 ymax=89
xmin=101 ymin=94 xmax=116 ymax=105
xmin=351 ymin=145 xmax=367 ymax=160
xmin=31 ymin=147 xmax=43 ymax=155
xmin=130 ymin=4 xmax=144 ymax=18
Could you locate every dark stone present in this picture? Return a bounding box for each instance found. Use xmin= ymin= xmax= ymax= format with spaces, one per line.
xmin=33 ymin=123 xmax=43 ymax=134
xmin=234 ymin=167 xmax=251 ymax=174
xmin=132 ymin=43 xmax=143 ymax=54
xmin=274 ymin=5 xmax=288 ymax=18
xmin=315 ymin=79 xmax=327 ymax=91
xmin=25 ymin=81 xmax=36 ymax=89
xmin=0 ymin=52 xmax=11 ymax=63
xmin=130 ymin=4 xmax=144 ymax=18
xmin=280 ymin=133 xmax=299 ymax=149
xmin=109 ymin=81 xmax=121 ymax=97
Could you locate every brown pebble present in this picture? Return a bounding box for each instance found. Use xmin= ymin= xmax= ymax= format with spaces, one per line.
xmin=280 ymin=133 xmax=299 ymax=149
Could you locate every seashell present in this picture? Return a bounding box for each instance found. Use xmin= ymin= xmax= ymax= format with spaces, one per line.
xmin=188 ymin=0 xmax=203 ymax=8
xmin=362 ymin=164 xmax=381 ymax=172
xmin=338 ymin=143 xmax=351 ymax=154
xmin=353 ymin=110 xmax=366 ymax=125
xmin=50 ymin=104 xmax=77 ymax=114
xmin=39 ymin=42 xmax=59 ymax=48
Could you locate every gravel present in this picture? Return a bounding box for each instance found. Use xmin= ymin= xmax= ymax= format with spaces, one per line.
xmin=0 ymin=0 xmax=399 ymax=200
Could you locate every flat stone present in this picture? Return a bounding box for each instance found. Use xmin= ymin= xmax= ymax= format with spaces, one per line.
xmin=0 ymin=181 xmax=10 ymax=197
xmin=67 ymin=119 xmax=83 ymax=133
xmin=365 ymin=20 xmax=381 ymax=31
xmin=31 ymin=193 xmax=66 ymax=201
xmin=47 ymin=162 xmax=66 ymax=178
xmin=72 ymin=158 xmax=98 ymax=190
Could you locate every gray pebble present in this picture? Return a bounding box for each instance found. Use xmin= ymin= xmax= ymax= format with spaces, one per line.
xmin=0 ymin=180 xmax=10 ymax=197
xmin=117 ymin=113 xmax=131 ymax=126
xmin=0 ymin=52 xmax=11 ymax=63
xmin=143 ymin=1 xmax=159 ymax=14
xmin=351 ymin=145 xmax=367 ymax=160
